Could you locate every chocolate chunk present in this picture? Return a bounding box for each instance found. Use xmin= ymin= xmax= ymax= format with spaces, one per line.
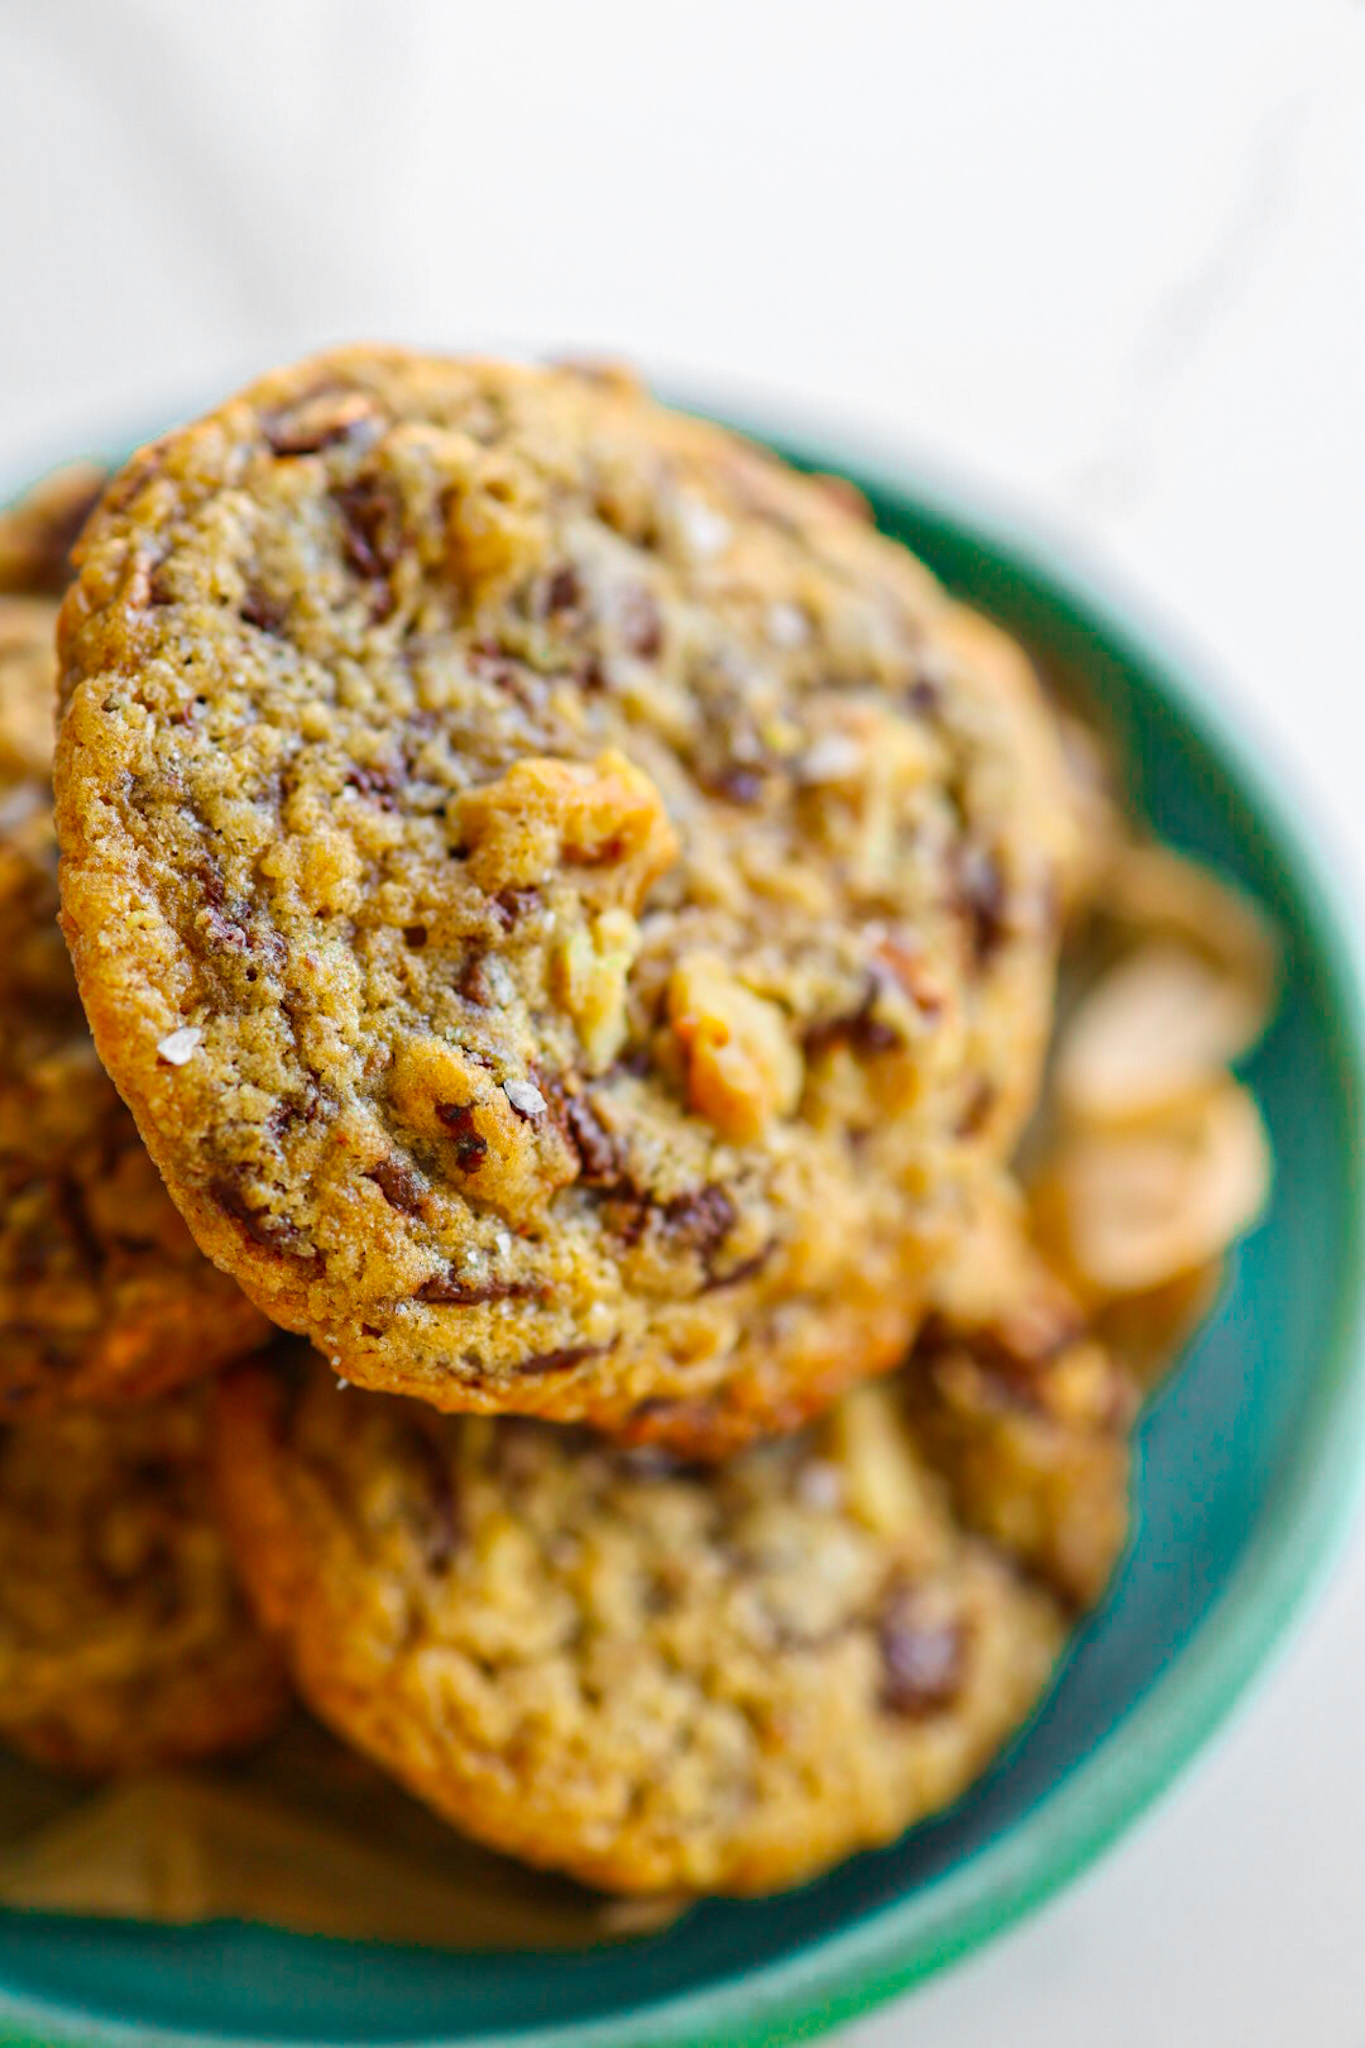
xmin=459 ymin=952 xmax=495 ymax=1006
xmin=240 ymin=586 xmax=287 ymax=635
xmin=417 ymin=1271 xmax=536 ymax=1306
xmin=957 ymin=847 xmax=1008 ymax=966
xmin=401 ymin=1422 xmax=461 ymax=1571
xmin=663 ymin=1184 xmax=737 ymax=1258
xmin=367 ymin=1157 xmax=426 ymax=1215
xmin=561 ymin=1093 xmax=621 ymax=1185
xmin=877 ymin=1588 xmax=967 ymax=1717
xmin=334 ymin=476 xmax=402 ymax=595
xmin=210 ymin=1175 xmax=309 ymax=1255
xmin=804 ymin=975 xmax=903 ymax=1061
xmin=145 ymin=559 xmax=177 ymax=607
xmin=264 ymin=387 xmax=376 ymax=457
xmin=700 ymin=1240 xmax=776 ymax=1293
xmin=265 ymin=1087 xmax=321 ymax=1143
xmin=543 ymin=564 xmax=581 ymax=614
xmin=601 ymin=1187 xmax=652 ymax=1246
xmin=435 ymin=1102 xmax=488 ymax=1171
xmin=491 ymin=886 xmax=540 ymax=930
xmin=516 ymin=1344 xmax=607 ymax=1375
xmin=403 ymin=924 xmax=428 ymax=949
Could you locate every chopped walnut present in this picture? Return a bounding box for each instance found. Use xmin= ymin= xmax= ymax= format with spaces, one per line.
xmin=455 ymin=749 xmax=678 ymax=911
xmin=668 ymin=953 xmax=803 ymax=1144
xmin=798 ymin=701 xmax=943 ymax=895
xmin=552 ymin=906 xmax=641 ymax=1072
xmin=827 ymin=1383 xmax=942 ymax=1551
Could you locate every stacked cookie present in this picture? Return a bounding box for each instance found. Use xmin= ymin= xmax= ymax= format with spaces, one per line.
xmin=0 ymin=353 xmax=1268 ymax=1902
xmin=0 ymin=480 xmax=286 ymax=1775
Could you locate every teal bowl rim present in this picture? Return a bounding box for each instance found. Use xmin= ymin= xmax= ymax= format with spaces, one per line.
xmin=2 ymin=407 xmax=1364 ymax=2048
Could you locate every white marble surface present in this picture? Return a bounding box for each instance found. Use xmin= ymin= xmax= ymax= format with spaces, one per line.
xmin=1 ymin=2 xmax=1363 ymax=2040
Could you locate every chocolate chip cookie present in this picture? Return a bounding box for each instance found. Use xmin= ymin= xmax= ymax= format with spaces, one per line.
xmin=56 ymin=349 xmax=1074 ymax=1449
xmin=0 ymin=1387 xmax=288 ymax=1775
xmin=0 ymin=588 xmax=270 ymax=1411
xmin=215 ymin=1305 xmax=1128 ymax=1896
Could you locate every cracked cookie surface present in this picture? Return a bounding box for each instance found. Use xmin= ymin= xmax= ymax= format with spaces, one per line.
xmin=0 ymin=1386 xmax=288 ymax=1774
xmin=56 ymin=349 xmax=1073 ymax=1448
xmin=218 ymin=1349 xmax=1081 ymax=1896
xmin=0 ymin=581 xmax=270 ymax=1411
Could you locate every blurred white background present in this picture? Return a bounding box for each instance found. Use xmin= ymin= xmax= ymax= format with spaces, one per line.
xmin=2 ymin=1 xmax=1364 ymax=2041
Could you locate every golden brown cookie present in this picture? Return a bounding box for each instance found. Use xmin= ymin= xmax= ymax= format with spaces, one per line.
xmin=56 ymin=349 xmax=1074 ymax=1450
xmin=215 ymin=1320 xmax=1127 ymax=1896
xmin=0 ymin=592 xmax=270 ymax=1411
xmin=0 ymin=1387 xmax=288 ymax=1775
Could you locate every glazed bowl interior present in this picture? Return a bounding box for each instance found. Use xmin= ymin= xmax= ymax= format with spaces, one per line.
xmin=1 ymin=416 xmax=1361 ymax=2048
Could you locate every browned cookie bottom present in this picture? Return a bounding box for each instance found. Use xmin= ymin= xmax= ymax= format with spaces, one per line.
xmin=215 ymin=1329 xmax=1125 ymax=1896
xmin=0 ymin=579 xmax=270 ymax=1413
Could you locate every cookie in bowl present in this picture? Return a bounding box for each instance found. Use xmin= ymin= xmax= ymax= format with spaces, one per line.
xmin=0 ymin=586 xmax=271 ymax=1411
xmin=216 ymin=1279 xmax=1130 ymax=1898
xmin=55 ymin=349 xmax=1076 ymax=1449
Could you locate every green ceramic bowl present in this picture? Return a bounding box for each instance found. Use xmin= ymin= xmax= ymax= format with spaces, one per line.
xmin=3 ymin=414 xmax=1363 ymax=2048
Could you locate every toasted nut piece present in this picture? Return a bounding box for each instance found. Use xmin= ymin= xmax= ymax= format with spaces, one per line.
xmin=1032 ymin=1078 xmax=1270 ymax=1297
xmin=1056 ymin=940 xmax=1269 ymax=1126
xmin=668 ymin=953 xmax=803 ymax=1143
xmin=552 ymin=907 xmax=640 ymax=1073
xmin=456 ymin=750 xmax=678 ymax=910
xmin=827 ymin=1383 xmax=943 ymax=1552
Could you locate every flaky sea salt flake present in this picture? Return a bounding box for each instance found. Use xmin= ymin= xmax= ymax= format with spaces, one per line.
xmin=504 ymin=1078 xmax=547 ymax=1118
xmin=156 ymin=1026 xmax=202 ymax=1066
